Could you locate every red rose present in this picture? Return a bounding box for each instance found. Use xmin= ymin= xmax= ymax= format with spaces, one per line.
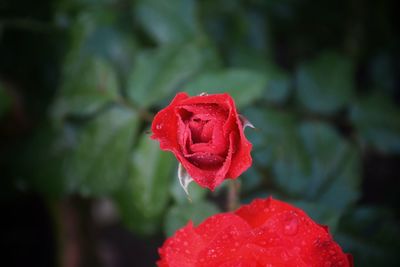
xmin=151 ymin=92 xmax=252 ymax=191
xmin=157 ymin=197 xmax=353 ymax=267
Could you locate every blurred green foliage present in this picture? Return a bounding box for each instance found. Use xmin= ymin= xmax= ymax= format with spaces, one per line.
xmin=0 ymin=83 xmax=11 ymax=116
xmin=1 ymin=0 xmax=399 ymax=266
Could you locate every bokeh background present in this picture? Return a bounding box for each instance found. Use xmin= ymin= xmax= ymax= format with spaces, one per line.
xmin=1 ymin=0 xmax=399 ymax=266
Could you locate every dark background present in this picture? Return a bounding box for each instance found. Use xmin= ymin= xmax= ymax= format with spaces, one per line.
xmin=1 ymin=0 xmax=399 ymax=266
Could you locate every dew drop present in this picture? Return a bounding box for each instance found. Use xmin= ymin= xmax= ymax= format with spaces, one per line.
xmin=283 ymin=216 xmax=299 ymax=236
xmin=280 ymin=251 xmax=289 ymax=261
xmin=324 ymin=261 xmax=332 ymax=267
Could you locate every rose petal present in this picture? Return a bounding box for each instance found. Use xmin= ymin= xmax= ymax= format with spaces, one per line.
xmin=172 ymin=132 xmax=235 ymax=190
xmin=194 ymin=213 xmax=249 ymax=244
xmin=196 ymin=214 xmax=252 ymax=267
xmin=178 ymin=93 xmax=233 ymax=109
xmin=239 ymin=243 xmax=309 ymax=267
xmin=152 ymin=92 xmax=252 ymax=191
xmin=219 ymin=259 xmax=258 ymax=267
xmin=158 ymin=198 xmax=353 ymax=267
xmin=184 ymin=152 xmax=225 ymax=169
xmin=237 ymin=198 xmax=351 ymax=267
xmin=151 ymin=92 xmax=189 ymax=150
xmin=157 ymin=221 xmax=204 ymax=267
xmin=226 ymin=114 xmax=253 ymax=178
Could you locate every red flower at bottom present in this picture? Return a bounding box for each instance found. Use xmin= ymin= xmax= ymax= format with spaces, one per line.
xmin=157 ymin=197 xmax=353 ymax=267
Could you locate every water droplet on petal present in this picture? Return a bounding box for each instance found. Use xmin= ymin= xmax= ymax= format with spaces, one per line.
xmin=283 ymin=215 xmax=299 ymax=236
xmin=281 ymin=251 xmax=289 ymax=261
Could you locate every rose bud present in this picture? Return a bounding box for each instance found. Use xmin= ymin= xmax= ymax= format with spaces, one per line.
xmin=157 ymin=197 xmax=353 ymax=267
xmin=151 ymin=92 xmax=252 ymax=191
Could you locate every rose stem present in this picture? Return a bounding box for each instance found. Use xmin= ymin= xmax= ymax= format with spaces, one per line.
xmin=227 ymin=180 xmax=240 ymax=211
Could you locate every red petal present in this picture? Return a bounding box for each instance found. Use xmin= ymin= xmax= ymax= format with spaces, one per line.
xmin=157 ymin=221 xmax=204 ymax=267
xmin=235 ymin=197 xmax=279 ymax=228
xmin=151 ymin=92 xmax=189 ymax=150
xmin=184 ymin=152 xmax=225 ymax=169
xmin=195 ymin=213 xmax=252 ymax=266
xmin=237 ymin=198 xmax=352 ymax=267
xmin=347 ymin=254 xmax=354 ymax=267
xmin=194 ymin=213 xmax=249 ymax=244
xmin=158 ymin=197 xmax=353 ymax=267
xmin=173 ymin=132 xmax=235 ymax=190
xmin=210 ymin=93 xmax=252 ymax=179
xmin=226 ymin=113 xmax=253 ymax=178
xmin=178 ymin=93 xmax=234 ymax=108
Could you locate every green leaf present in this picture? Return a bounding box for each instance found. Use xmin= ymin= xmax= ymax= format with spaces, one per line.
xmin=262 ymin=64 xmax=291 ymax=104
xmin=300 ymin=122 xmax=361 ymax=210
xmin=296 ymin=51 xmax=355 ymax=114
xmin=244 ymin=107 xmax=361 ymax=211
xmin=53 ymin=56 xmax=119 ymax=118
xmin=240 ymin=167 xmax=264 ymax=194
xmin=24 ymin=116 xmax=140 ymax=198
xmin=183 ymin=69 xmax=268 ymax=108
xmin=369 ymin=52 xmax=396 ymax=95
xmin=22 ymin=123 xmax=76 ymax=197
xmin=82 ymin=26 xmax=137 ymax=75
xmin=350 ymin=92 xmax=400 ymax=153
xmin=67 ymin=11 xmax=138 ymax=74
xmin=242 ymin=107 xmax=311 ymax=198
xmin=243 ymin=107 xmax=298 ymax=168
xmin=134 ymin=0 xmax=199 ymax=44
xmin=164 ymin=200 xmax=220 ymax=236
xmin=244 ymin=108 xmax=311 ymax=196
xmin=297 ymin=122 xmax=361 ymax=210
xmin=127 ymin=42 xmax=218 ymax=108
xmin=65 ymin=106 xmax=138 ymax=196
xmin=314 ymin=145 xmax=361 ymax=211
xmin=114 ymin=133 xmax=175 ymax=235
xmin=336 ymin=206 xmax=400 ymax=267
xmin=272 ymin=127 xmax=310 ymax=197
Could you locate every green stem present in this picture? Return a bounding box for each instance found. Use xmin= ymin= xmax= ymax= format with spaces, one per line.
xmin=227 ymin=179 xmax=240 ymax=211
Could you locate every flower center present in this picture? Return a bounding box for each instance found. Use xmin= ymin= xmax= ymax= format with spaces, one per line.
xmin=176 ymin=104 xmax=229 ymax=168
xmin=189 ymin=116 xmax=213 ymax=144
